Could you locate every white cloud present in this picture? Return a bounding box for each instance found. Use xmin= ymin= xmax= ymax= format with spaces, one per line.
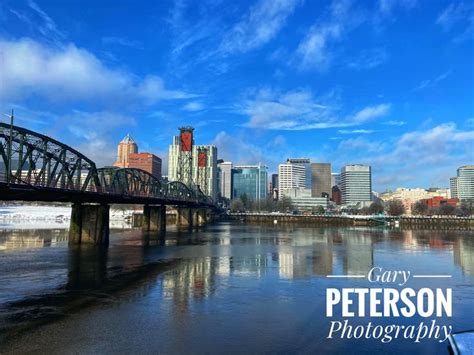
xmin=0 ymin=38 xmax=197 ymax=104
xmin=294 ymin=0 xmax=362 ymax=70
xmin=352 ymin=104 xmax=391 ymax=123
xmin=219 ymin=0 xmax=300 ymax=54
xmin=332 ymin=123 xmax=474 ymax=189
xmin=239 ymin=88 xmax=390 ymax=130
xmin=182 ymin=101 xmax=205 ymax=112
xmin=383 ymin=120 xmax=406 ymax=126
xmin=64 ymin=111 xmax=136 ymax=167
xmin=338 ymin=129 xmax=375 ymax=134
xmin=295 ymin=24 xmax=341 ymax=69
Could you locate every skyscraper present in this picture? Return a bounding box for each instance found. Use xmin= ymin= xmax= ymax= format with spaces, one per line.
xmin=218 ymin=161 xmax=232 ymax=200
xmin=168 ymin=133 xmax=218 ymax=199
xmin=340 ymin=165 xmax=372 ymax=206
xmin=286 ymin=158 xmax=311 ymax=189
xmin=311 ymin=163 xmax=331 ymax=198
xmin=278 ymin=163 xmax=307 ymax=197
xmin=113 ymin=134 xmax=138 ymax=168
xmin=450 ymin=166 xmax=474 ymax=201
xmin=232 ymin=164 xmax=268 ymax=201
xmin=278 ymin=158 xmax=310 ymax=198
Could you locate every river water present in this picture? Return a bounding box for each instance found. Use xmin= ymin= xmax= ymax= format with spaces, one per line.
xmin=0 ymin=222 xmax=473 ymax=354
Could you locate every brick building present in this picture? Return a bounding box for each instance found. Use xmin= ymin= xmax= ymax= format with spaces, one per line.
xmin=128 ymin=153 xmax=162 ymax=179
xmin=422 ymin=196 xmax=459 ymax=209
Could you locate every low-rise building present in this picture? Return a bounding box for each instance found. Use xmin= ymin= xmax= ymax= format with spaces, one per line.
xmin=285 ymin=188 xmax=328 ymax=211
xmin=379 ymin=187 xmax=451 ymax=214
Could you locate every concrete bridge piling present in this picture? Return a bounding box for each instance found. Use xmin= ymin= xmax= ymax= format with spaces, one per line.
xmin=69 ymin=203 xmax=110 ymax=245
xmin=70 ymin=204 xmax=215 ymax=245
xmin=143 ymin=205 xmax=166 ymax=233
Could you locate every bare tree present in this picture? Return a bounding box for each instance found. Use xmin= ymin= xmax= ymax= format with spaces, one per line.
xmin=277 ymin=196 xmax=293 ymax=212
xmin=230 ymin=199 xmax=245 ymax=213
xmin=368 ymin=201 xmax=384 ymax=214
xmin=437 ymin=204 xmax=456 ymax=216
xmin=412 ymin=201 xmax=428 ymax=215
xmin=386 ymin=200 xmax=405 ymax=216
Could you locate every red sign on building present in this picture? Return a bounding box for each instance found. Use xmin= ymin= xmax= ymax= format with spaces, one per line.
xmin=198 ymin=151 xmax=207 ymax=167
xmin=180 ymin=131 xmax=193 ymax=152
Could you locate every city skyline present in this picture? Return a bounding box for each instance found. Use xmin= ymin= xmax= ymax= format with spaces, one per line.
xmin=0 ymin=0 xmax=473 ymax=191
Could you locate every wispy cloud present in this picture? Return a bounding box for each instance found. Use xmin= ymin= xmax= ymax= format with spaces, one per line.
xmin=338 ymin=137 xmax=386 ymax=153
xmin=238 ymin=87 xmax=390 ymax=130
xmin=294 ymin=0 xmax=363 ymax=70
xmin=219 ymin=0 xmax=301 ymax=54
xmin=27 ymin=0 xmax=66 ymax=42
xmin=436 ymin=2 xmax=473 ymax=42
xmin=102 ymin=36 xmax=143 ymax=49
xmin=347 ymin=47 xmax=388 ymax=70
xmin=378 ymin=0 xmax=417 ymax=17
xmin=338 ymin=129 xmax=375 ymax=134
xmin=413 ymin=70 xmax=451 ymax=91
xmin=0 ymin=38 xmax=198 ymax=104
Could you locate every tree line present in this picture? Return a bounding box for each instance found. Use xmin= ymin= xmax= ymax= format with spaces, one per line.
xmin=230 ymin=195 xmax=473 ymax=217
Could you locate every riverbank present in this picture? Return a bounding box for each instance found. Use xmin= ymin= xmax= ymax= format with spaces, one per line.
xmin=228 ymin=213 xmax=474 ymax=229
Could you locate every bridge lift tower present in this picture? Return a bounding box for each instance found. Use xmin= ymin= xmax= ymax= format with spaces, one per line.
xmin=197 ymin=147 xmax=208 ymax=195
xmin=177 ymin=126 xmax=194 ymax=186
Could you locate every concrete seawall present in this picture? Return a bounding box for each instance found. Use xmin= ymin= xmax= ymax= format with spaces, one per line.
xmin=228 ymin=213 xmax=474 ymax=230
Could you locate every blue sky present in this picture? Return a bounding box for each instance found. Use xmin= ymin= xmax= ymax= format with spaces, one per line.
xmin=0 ymin=0 xmax=472 ymax=191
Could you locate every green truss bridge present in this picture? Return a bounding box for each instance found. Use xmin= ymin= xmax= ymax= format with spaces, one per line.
xmin=0 ymin=122 xmax=216 ymax=245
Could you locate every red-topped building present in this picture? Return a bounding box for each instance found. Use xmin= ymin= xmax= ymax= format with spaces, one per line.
xmin=422 ymin=196 xmax=459 ymax=208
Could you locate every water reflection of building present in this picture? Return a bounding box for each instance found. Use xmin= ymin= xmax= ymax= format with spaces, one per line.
xmin=162 ymin=257 xmax=217 ymax=311
xmin=453 ymin=238 xmax=474 ymax=276
xmin=312 ymin=235 xmax=333 ymax=276
xmin=342 ymin=233 xmax=374 ymax=275
xmin=0 ymin=229 xmax=68 ymax=250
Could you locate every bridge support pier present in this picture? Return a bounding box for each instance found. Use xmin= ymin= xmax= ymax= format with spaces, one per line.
xmin=176 ymin=207 xmax=193 ymax=228
xmin=196 ymin=208 xmax=208 ymax=226
xmin=69 ymin=203 xmax=110 ymax=245
xmin=143 ymin=205 xmax=166 ymax=233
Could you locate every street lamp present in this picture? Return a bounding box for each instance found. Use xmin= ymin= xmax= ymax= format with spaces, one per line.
xmin=1 ymin=110 xmax=14 ymax=186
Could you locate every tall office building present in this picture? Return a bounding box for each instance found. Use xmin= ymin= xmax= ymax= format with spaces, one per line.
xmin=114 ymin=134 xmax=138 ymax=168
xmin=232 ymin=164 xmax=268 ymax=201
xmin=450 ymin=166 xmax=474 ymax=201
xmin=286 ymin=158 xmax=311 ymax=188
xmin=311 ymin=163 xmax=331 ymax=198
xmin=340 ymin=165 xmax=372 ymax=206
xmin=168 ymin=135 xmax=218 ymax=200
xmin=218 ymin=161 xmax=232 ymax=199
xmin=128 ymin=153 xmax=162 ymax=178
xmin=278 ymin=160 xmax=308 ymax=197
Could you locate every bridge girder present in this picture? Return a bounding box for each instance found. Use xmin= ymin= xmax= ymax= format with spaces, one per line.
xmin=0 ymin=123 xmax=100 ymax=191
xmin=0 ymin=123 xmax=214 ymax=207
